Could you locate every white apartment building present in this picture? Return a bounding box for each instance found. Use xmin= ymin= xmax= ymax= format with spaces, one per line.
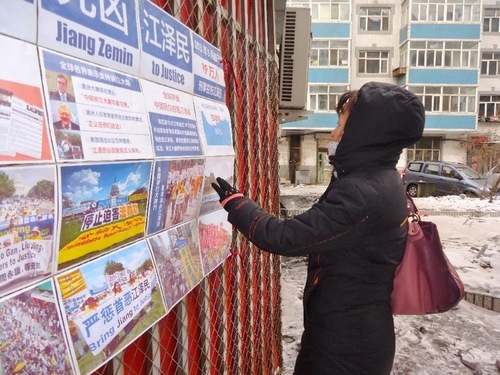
xmin=279 ymin=0 xmax=500 ymax=184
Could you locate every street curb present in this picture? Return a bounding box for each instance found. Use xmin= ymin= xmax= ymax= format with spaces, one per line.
xmin=464 ymin=292 xmax=500 ymax=312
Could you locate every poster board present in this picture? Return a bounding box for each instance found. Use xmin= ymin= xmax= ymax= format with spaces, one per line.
xmin=138 ymin=0 xmax=194 ymax=93
xmin=0 ymin=165 xmax=56 ymax=298
xmin=55 ymin=240 xmax=166 ymax=375
xmin=40 ymin=49 xmax=153 ymax=162
xmin=38 ymin=0 xmax=140 ymax=75
xmin=142 ymin=79 xmax=203 ymax=158
xmin=0 ymin=35 xmax=53 ymax=163
xmin=57 ymin=161 xmax=152 ymax=271
xmin=147 ymin=220 xmax=203 ymax=311
xmin=0 ymin=279 xmax=75 ymax=374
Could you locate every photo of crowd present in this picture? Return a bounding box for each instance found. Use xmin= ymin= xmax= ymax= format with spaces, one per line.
xmin=163 ymin=159 xmax=204 ymax=229
xmin=0 ymin=280 xmax=74 ymax=374
xmin=148 ymin=221 xmax=203 ymax=311
xmin=198 ymin=209 xmax=232 ymax=275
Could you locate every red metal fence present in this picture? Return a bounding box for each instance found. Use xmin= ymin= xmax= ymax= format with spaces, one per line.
xmin=93 ymin=1 xmax=283 ymax=374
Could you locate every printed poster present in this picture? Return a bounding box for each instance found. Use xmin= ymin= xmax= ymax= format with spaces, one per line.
xmin=0 ymin=35 xmax=53 ymax=163
xmin=142 ymin=79 xmax=203 ymax=158
xmin=0 ymin=165 xmax=56 ymax=298
xmin=198 ymin=210 xmax=232 ymax=276
xmin=38 ymin=0 xmax=140 ymax=75
xmin=192 ymin=33 xmax=225 ymax=102
xmin=193 ymin=96 xmax=234 ymax=156
xmin=58 ymin=161 xmax=152 ymax=270
xmin=55 ymin=241 xmax=166 ymax=375
xmin=0 ymin=279 xmax=75 ymax=374
xmin=200 ymin=155 xmax=235 ymax=217
xmin=0 ymin=0 xmax=37 ymax=43
xmin=147 ymin=159 xmax=204 ymax=234
xmin=40 ymin=49 xmax=153 ymax=162
xmin=148 ymin=220 xmax=203 ymax=311
xmin=138 ymin=0 xmax=194 ymax=93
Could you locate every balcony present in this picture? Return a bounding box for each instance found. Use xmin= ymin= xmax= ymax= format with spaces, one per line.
xmin=392 ymin=67 xmax=407 ymax=77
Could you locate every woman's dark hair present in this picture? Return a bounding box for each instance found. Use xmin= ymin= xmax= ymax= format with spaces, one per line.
xmin=336 ymin=90 xmax=358 ymax=114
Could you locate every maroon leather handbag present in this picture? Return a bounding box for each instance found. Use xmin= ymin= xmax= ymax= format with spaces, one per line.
xmin=391 ymin=195 xmax=465 ymax=315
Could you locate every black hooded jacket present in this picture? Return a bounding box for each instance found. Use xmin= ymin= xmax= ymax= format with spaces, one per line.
xmin=225 ymin=82 xmax=425 ymax=374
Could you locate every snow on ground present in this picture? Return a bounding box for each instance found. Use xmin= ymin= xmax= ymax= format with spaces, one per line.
xmin=279 ymin=183 xmax=500 ymax=375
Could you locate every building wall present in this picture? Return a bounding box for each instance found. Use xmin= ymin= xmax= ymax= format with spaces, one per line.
xmin=278 ymin=137 xmax=290 ymax=181
xmin=442 ymin=137 xmax=467 ymax=164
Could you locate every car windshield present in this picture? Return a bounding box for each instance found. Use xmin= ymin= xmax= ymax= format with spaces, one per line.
xmin=456 ymin=165 xmax=482 ymax=179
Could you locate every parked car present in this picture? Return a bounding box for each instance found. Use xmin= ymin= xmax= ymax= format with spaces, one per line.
xmin=404 ymin=161 xmax=491 ymax=197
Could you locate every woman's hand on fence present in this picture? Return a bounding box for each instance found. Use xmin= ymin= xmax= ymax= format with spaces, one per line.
xmin=211 ymin=177 xmax=244 ymax=210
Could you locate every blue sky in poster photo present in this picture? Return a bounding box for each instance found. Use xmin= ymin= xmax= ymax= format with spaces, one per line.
xmin=60 ymin=161 xmax=152 ymax=204
xmin=77 ymin=241 xmax=151 ymax=291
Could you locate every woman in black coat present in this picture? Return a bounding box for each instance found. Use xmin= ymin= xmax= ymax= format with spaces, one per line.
xmin=213 ymin=82 xmax=425 ymax=374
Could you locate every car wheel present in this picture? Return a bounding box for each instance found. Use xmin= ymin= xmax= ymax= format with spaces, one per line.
xmin=464 ymin=191 xmax=478 ymax=198
xmin=407 ymin=184 xmax=418 ymax=197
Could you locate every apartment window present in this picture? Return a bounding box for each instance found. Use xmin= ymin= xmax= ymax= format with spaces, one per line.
xmin=411 ymin=86 xmax=476 ymax=113
xmin=407 ymin=137 xmax=442 ymax=161
xmin=287 ymin=0 xmax=350 ymax=21
xmin=481 ymin=52 xmax=500 ymax=76
xmin=358 ymin=51 xmax=389 ymax=74
xmin=359 ymin=7 xmax=390 ymax=32
xmin=409 ymin=41 xmax=478 ymax=68
xmin=411 ymin=0 xmax=480 ymax=23
xmin=478 ymin=95 xmax=500 ymax=122
xmin=308 ymin=85 xmax=348 ymax=111
xmin=310 ymin=40 xmax=349 ymax=66
xmin=483 ymin=9 xmax=500 ymax=32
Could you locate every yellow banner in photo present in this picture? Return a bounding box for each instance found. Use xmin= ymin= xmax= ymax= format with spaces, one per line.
xmin=58 ymin=216 xmax=145 ymax=264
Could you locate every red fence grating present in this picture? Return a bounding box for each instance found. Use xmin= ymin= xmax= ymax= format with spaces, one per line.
xmin=93 ymin=1 xmax=283 ymax=374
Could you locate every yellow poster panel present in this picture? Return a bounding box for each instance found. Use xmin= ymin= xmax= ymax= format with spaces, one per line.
xmin=58 ymin=215 xmax=145 ymax=265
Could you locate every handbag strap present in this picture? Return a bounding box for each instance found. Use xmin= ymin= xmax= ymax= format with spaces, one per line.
xmin=406 ymin=193 xmax=420 ymax=222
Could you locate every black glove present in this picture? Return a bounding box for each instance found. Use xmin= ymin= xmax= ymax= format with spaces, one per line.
xmin=211 ymin=177 xmax=244 ymax=209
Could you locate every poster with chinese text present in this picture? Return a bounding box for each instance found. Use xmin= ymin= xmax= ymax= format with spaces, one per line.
xmin=38 ymin=0 xmax=140 ymax=75
xmin=142 ymin=79 xmax=203 ymax=158
xmin=0 ymin=279 xmax=75 ymax=374
xmin=55 ymin=240 xmax=166 ymax=375
xmin=0 ymin=35 xmax=53 ymax=163
xmin=192 ymin=33 xmax=225 ymax=102
xmin=138 ymin=0 xmax=194 ymax=93
xmin=40 ymin=49 xmax=153 ymax=162
xmin=0 ymin=165 xmax=56 ymax=298
xmin=147 ymin=220 xmax=202 ymax=311
xmin=57 ymin=161 xmax=152 ymax=270
xmin=193 ymin=96 xmax=234 ymax=156
xmin=198 ymin=210 xmax=232 ymax=276
xmin=199 ymin=155 xmax=235 ymax=217
xmin=146 ymin=159 xmax=204 ymax=235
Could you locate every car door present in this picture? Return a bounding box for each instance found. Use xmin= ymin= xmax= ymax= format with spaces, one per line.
xmin=422 ymin=163 xmax=443 ymax=195
xmin=439 ymin=165 xmax=463 ymax=195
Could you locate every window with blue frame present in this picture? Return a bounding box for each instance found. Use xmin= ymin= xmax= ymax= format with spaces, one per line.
xmin=287 ymin=0 xmax=350 ymax=21
xmin=410 ymin=0 xmax=480 ymax=23
xmin=310 ymin=40 xmax=349 ymax=66
xmin=411 ymin=86 xmax=476 ymax=113
xmin=308 ymin=85 xmax=348 ymax=111
xmin=409 ymin=41 xmax=478 ymax=68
